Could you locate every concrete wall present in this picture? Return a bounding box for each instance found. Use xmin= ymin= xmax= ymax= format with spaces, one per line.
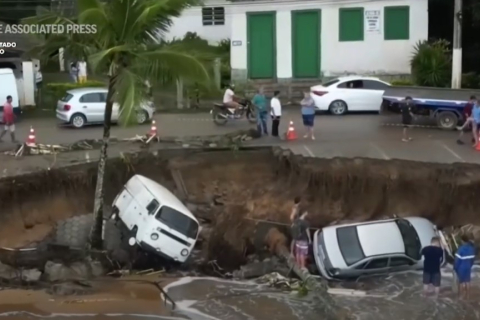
xmin=163 ymin=0 xmax=231 ymax=45
xmin=229 ymin=0 xmax=428 ymax=82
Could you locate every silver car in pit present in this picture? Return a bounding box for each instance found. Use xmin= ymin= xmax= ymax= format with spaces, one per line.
xmin=313 ymin=217 xmax=447 ymax=279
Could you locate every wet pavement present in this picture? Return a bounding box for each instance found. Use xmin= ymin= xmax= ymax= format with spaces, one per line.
xmin=2 ymin=111 xmax=480 ymax=168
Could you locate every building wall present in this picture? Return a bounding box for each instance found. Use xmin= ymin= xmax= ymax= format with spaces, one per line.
xmin=229 ymin=0 xmax=429 ymax=82
xmin=164 ymin=0 xmax=231 ymax=44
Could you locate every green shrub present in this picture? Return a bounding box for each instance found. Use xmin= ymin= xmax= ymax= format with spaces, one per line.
xmin=45 ymin=81 xmax=106 ymax=100
xmin=462 ymin=72 xmax=480 ymax=89
xmin=390 ymin=79 xmax=414 ymax=86
xmin=410 ymin=39 xmax=451 ymax=87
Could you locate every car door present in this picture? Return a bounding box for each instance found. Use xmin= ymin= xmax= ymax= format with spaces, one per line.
xmin=361 ymin=80 xmax=390 ymax=111
xmin=79 ymin=92 xmax=105 ymax=122
xmin=336 ymin=80 xmax=365 ymax=111
xmin=362 ymin=257 xmax=389 ymax=275
xmin=388 ymin=256 xmax=416 ymax=273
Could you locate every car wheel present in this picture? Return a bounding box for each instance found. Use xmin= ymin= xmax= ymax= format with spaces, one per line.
xmin=136 ymin=110 xmax=149 ymax=124
xmin=436 ymin=111 xmax=458 ymax=130
xmin=71 ymin=113 xmax=86 ymax=128
xmin=329 ymin=100 xmax=348 ymax=115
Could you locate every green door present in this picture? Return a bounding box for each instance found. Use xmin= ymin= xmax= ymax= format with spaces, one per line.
xmin=247 ymin=13 xmax=275 ymax=79
xmin=292 ymin=10 xmax=320 ymax=78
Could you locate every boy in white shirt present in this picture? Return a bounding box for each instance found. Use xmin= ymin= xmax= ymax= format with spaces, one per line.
xmin=223 ymin=84 xmax=241 ymax=117
xmin=270 ymin=90 xmax=282 ymax=137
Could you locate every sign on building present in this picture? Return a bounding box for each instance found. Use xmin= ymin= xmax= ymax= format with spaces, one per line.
xmin=365 ymin=10 xmax=381 ymax=33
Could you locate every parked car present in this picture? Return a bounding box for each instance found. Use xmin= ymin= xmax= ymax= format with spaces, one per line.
xmin=313 ymin=217 xmax=447 ymax=280
xmin=56 ymin=87 xmax=155 ymax=128
xmin=310 ymin=76 xmax=390 ymax=115
xmin=110 ymin=174 xmax=200 ymax=263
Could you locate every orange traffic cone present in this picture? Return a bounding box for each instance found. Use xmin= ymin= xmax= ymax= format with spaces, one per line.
xmin=286 ymin=121 xmax=297 ymax=141
xmin=149 ymin=120 xmax=157 ymax=137
xmin=476 ymin=137 xmax=480 ymax=151
xmin=26 ymin=126 xmax=36 ymax=146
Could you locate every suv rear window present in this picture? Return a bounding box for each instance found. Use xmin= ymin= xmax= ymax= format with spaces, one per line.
xmin=336 ymin=226 xmax=365 ymax=266
xmin=155 ymin=206 xmax=198 ymax=239
xmin=61 ymin=94 xmax=73 ymax=102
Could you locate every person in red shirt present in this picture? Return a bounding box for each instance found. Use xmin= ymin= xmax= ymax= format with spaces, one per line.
xmin=0 ymin=95 xmax=17 ymax=143
xmin=457 ymin=95 xmax=477 ymax=145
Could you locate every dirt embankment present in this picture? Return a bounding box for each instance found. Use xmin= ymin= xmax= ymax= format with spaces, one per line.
xmin=2 ymin=147 xmax=480 ymax=263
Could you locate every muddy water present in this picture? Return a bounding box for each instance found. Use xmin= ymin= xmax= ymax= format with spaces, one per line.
xmin=0 ymin=269 xmax=479 ymax=319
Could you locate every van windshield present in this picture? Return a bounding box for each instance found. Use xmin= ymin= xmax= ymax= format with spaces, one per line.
xmin=155 ymin=206 xmax=198 ymax=239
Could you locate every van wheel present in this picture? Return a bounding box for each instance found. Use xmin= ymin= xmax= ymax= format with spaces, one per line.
xmin=70 ymin=113 xmax=87 ymax=128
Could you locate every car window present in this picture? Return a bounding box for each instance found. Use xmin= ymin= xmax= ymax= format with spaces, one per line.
xmin=336 ymin=227 xmax=365 ymax=266
xmin=395 ymin=219 xmax=422 ymax=260
xmin=389 ymin=257 xmax=414 ymax=267
xmin=354 ymin=261 xmax=368 ymax=269
xmin=338 ymin=80 xmax=364 ymax=89
xmin=321 ymin=79 xmax=340 ymax=87
xmin=61 ymin=93 xmax=73 ymax=102
xmin=79 ymin=93 xmax=103 ymax=103
xmin=146 ymin=199 xmax=159 ymax=215
xmin=365 ymin=258 xmax=388 ymax=269
xmin=99 ymin=93 xmax=107 ymax=102
xmin=363 ymin=80 xmax=389 ymax=90
xmin=155 ymin=206 xmax=199 ymax=239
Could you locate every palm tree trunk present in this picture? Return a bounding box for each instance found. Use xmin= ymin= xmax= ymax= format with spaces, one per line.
xmin=89 ymin=77 xmax=116 ymax=250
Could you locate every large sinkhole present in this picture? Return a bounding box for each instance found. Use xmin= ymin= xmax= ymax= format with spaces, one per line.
xmin=1 ymin=147 xmax=480 ymax=271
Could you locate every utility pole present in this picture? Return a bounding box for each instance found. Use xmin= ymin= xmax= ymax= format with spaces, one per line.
xmin=451 ymin=0 xmax=463 ymax=88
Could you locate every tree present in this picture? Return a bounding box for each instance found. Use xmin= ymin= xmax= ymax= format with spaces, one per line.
xmin=24 ymin=0 xmax=210 ymax=249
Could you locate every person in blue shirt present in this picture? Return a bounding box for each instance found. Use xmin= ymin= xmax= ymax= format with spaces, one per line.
xmin=472 ymin=102 xmax=480 ymax=147
xmin=252 ymin=87 xmax=268 ymax=136
xmin=421 ymin=237 xmax=444 ymax=297
xmin=454 ymin=235 xmax=475 ymax=299
xmin=300 ymin=91 xmax=316 ymax=140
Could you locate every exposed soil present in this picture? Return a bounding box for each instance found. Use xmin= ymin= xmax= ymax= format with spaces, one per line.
xmin=2 ymin=147 xmax=480 ymax=268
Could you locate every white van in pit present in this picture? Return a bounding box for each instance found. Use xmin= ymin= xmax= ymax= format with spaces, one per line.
xmin=111 ymin=174 xmax=200 ymax=263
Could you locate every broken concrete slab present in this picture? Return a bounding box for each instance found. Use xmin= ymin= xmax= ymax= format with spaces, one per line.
xmin=43 ymin=260 xmax=105 ymax=282
xmin=0 ymin=262 xmax=42 ymax=282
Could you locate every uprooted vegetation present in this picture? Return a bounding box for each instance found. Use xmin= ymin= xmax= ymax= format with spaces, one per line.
xmin=2 ymin=147 xmax=480 ymax=270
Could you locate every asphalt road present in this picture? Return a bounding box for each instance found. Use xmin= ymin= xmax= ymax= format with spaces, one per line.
xmin=2 ymin=110 xmax=480 ymax=165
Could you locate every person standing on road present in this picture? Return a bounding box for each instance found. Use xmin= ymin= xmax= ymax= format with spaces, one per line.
xmin=401 ymin=96 xmax=415 ymax=142
xmin=77 ymin=59 xmax=87 ymax=84
xmin=252 ymin=87 xmax=268 ymax=136
xmin=270 ymin=90 xmax=282 ymax=137
xmin=471 ymin=101 xmax=480 ymax=148
xmin=291 ymin=211 xmax=311 ymax=270
xmin=70 ymin=62 xmax=78 ymax=83
xmin=456 ymin=95 xmax=476 ymax=145
xmin=301 ymin=91 xmax=316 ymax=140
xmin=0 ymin=95 xmax=17 ymax=143
xmin=454 ymin=235 xmax=475 ymax=299
xmin=421 ymin=237 xmax=444 ymax=297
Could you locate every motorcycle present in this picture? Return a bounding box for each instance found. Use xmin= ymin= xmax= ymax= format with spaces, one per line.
xmin=211 ymin=99 xmax=257 ymax=125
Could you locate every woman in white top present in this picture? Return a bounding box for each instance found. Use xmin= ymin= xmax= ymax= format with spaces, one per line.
xmin=270 ymin=90 xmax=282 ymax=137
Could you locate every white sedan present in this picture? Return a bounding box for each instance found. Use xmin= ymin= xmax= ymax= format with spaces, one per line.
xmin=310 ymin=76 xmax=390 ymax=115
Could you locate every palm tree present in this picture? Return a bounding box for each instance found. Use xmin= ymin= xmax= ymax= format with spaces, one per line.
xmin=24 ymin=0 xmax=210 ymax=249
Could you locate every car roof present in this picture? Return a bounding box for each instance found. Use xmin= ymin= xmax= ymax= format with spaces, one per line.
xmin=66 ymin=87 xmax=108 ymax=95
xmin=356 ymin=221 xmax=404 ymax=256
xmin=336 ymin=75 xmax=383 ymax=82
xmin=134 ymin=175 xmax=198 ymax=222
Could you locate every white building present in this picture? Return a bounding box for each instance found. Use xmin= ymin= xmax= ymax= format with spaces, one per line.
xmin=165 ymin=0 xmax=231 ymax=43
xmin=162 ymin=0 xmax=428 ymax=82
xmin=229 ymin=0 xmax=428 ymax=82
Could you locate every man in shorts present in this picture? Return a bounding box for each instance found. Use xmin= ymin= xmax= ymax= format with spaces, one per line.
xmin=421 ymin=237 xmax=444 ymax=297
xmin=0 ymin=95 xmax=17 ymax=143
xmin=401 ymin=96 xmax=415 ymax=142
xmin=454 ymin=235 xmax=475 ymax=299
xmin=456 ymin=95 xmax=476 ymax=144
xmin=291 ymin=211 xmax=311 ymax=270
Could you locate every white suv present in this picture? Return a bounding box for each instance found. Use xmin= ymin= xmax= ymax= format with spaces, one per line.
xmin=56 ymin=87 xmax=155 ymax=128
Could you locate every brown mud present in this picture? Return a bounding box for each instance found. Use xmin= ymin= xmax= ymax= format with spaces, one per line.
xmin=0 ymin=276 xmax=176 ymax=317
xmin=1 ymin=147 xmax=480 ymax=267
